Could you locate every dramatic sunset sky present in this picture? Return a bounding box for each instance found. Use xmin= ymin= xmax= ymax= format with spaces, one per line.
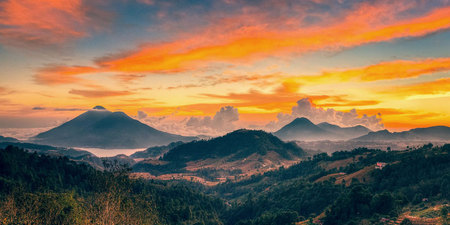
xmin=0 ymin=0 xmax=449 ymax=138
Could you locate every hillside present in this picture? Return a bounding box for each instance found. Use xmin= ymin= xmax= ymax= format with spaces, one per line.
xmin=0 ymin=136 xmax=19 ymax=142
xmin=133 ymin=129 xmax=306 ymax=183
xmin=164 ymin=129 xmax=305 ymax=162
xmin=130 ymin=141 xmax=184 ymax=159
xmin=211 ymin=143 xmax=450 ymax=225
xmin=1 ymin=143 xmax=449 ymax=225
xmin=317 ymin=122 xmax=372 ymax=139
xmin=32 ymin=106 xmax=195 ymax=149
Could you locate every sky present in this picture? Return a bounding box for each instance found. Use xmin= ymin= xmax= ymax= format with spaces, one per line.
xmin=0 ymin=0 xmax=449 ymax=138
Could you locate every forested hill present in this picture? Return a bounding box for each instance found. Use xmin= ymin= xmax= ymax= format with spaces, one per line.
xmin=163 ymin=129 xmax=305 ymax=162
xmin=211 ymin=143 xmax=450 ymax=225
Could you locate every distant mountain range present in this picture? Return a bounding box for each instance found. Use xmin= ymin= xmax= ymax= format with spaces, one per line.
xmin=31 ymin=106 xmax=195 ymax=149
xmin=353 ymin=126 xmax=450 ymax=141
xmin=273 ymin=117 xmax=372 ymax=141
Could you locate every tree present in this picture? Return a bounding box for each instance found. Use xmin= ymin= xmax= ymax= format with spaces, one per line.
xmin=400 ymin=218 xmax=413 ymax=225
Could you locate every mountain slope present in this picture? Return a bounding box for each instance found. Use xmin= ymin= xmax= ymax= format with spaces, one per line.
xmin=214 ymin=144 xmax=450 ymax=225
xmin=353 ymin=126 xmax=450 ymax=141
xmin=133 ymin=129 xmax=306 ymax=183
xmin=317 ymin=122 xmax=372 ymax=139
xmin=130 ymin=141 xmax=184 ymax=159
xmin=163 ymin=129 xmax=305 ymax=162
xmin=273 ymin=117 xmax=331 ymax=141
xmin=32 ymin=106 xmax=194 ymax=148
xmin=274 ymin=118 xmax=371 ymax=141
xmin=0 ymin=135 xmax=19 ymax=142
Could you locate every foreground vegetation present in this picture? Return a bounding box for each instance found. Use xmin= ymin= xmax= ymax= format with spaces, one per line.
xmin=0 ymin=146 xmax=224 ymax=224
xmin=0 ymin=143 xmax=449 ymax=224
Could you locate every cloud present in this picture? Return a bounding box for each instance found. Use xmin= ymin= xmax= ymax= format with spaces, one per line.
xmin=114 ymin=74 xmax=146 ymax=84
xmin=136 ymin=0 xmax=155 ymax=5
xmin=31 ymin=2 xmax=450 ymax=83
xmin=100 ymin=4 xmax=450 ymax=72
xmin=186 ymin=106 xmax=239 ymax=133
xmin=32 ymin=106 xmax=87 ymax=111
xmin=0 ymin=86 xmax=15 ymax=95
xmin=137 ymin=110 xmax=148 ymax=120
xmin=53 ymin=108 xmax=87 ymax=111
xmin=266 ymin=98 xmax=384 ymax=131
xmin=139 ymin=106 xmax=240 ymax=136
xmin=291 ymin=57 xmax=450 ymax=84
xmin=166 ymin=73 xmax=281 ymax=89
xmin=97 ymin=3 xmax=450 ymax=74
xmin=378 ymin=77 xmax=450 ymax=99
xmin=32 ymin=106 xmax=46 ymax=110
xmin=69 ymin=89 xmax=134 ymax=98
xmin=0 ymin=0 xmax=113 ymax=47
xmin=34 ymin=65 xmax=98 ymax=86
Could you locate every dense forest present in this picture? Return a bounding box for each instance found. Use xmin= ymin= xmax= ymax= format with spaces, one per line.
xmin=1 ymin=144 xmax=449 ymax=224
xmin=212 ymin=144 xmax=450 ymax=224
xmin=0 ymin=146 xmax=224 ymax=225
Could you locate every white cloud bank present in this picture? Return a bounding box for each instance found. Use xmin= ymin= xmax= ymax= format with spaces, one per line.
xmin=265 ymin=98 xmax=384 ymax=131
xmin=137 ymin=98 xmax=384 ymax=137
xmin=137 ymin=106 xmax=240 ymax=137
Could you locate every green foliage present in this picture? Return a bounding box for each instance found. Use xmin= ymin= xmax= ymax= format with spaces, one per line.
xmin=163 ymin=129 xmax=305 ymax=162
xmin=400 ymin=218 xmax=413 ymax=225
xmin=1 ymin=143 xmax=449 ymax=225
xmin=0 ymin=145 xmax=224 ymax=225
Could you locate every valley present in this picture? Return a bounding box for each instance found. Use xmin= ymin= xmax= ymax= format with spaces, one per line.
xmin=1 ymin=109 xmax=449 ymax=224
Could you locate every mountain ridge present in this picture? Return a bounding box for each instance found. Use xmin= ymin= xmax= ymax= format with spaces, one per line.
xmin=32 ymin=106 xmax=195 ymax=149
xmin=274 ymin=117 xmax=372 ymax=141
xmin=353 ymin=125 xmax=450 ymax=141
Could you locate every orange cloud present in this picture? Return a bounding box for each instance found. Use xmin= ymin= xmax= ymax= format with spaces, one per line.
xmin=32 ymin=2 xmax=450 ymax=82
xmin=0 ymin=0 xmax=111 ymax=47
xmin=380 ymin=77 xmax=450 ymax=97
xmin=357 ymin=108 xmax=409 ymax=116
xmin=0 ymin=86 xmax=15 ymax=95
xmin=166 ymin=73 xmax=281 ymax=89
xmin=34 ymin=65 xmax=99 ymax=86
xmin=202 ymin=89 xmax=301 ymax=107
xmin=297 ymin=57 xmax=450 ymax=84
xmin=69 ymin=89 xmax=134 ymax=98
xmin=114 ymin=74 xmax=146 ymax=84
xmin=317 ymin=100 xmax=380 ymax=107
xmin=94 ymin=3 xmax=450 ymax=74
xmin=201 ymin=84 xmax=378 ymax=112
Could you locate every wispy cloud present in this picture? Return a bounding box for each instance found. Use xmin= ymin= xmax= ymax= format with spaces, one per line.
xmin=97 ymin=4 xmax=450 ymax=74
xmin=166 ymin=73 xmax=281 ymax=89
xmin=34 ymin=65 xmax=98 ymax=86
xmin=31 ymin=2 xmax=450 ymax=84
xmin=32 ymin=106 xmax=46 ymax=110
xmin=69 ymin=89 xmax=134 ymax=98
xmin=288 ymin=57 xmax=450 ymax=85
xmin=0 ymin=0 xmax=112 ymax=48
xmin=379 ymin=77 xmax=450 ymax=98
xmin=32 ymin=106 xmax=87 ymax=111
xmin=114 ymin=74 xmax=146 ymax=84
